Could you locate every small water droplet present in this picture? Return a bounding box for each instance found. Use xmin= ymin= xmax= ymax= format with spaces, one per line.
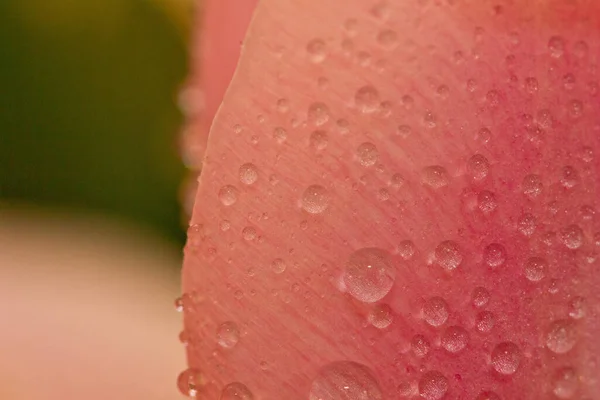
xmin=220 ymin=220 xmax=231 ymax=232
xmin=546 ymin=319 xmax=578 ymax=354
xmin=477 ymin=190 xmax=497 ymax=214
xmin=475 ymin=391 xmax=500 ymax=400
xmin=523 ymin=256 xmax=546 ymax=282
xmin=309 ymin=130 xmax=329 ymax=151
xmin=418 ymin=371 xmax=448 ymax=400
xmin=356 ymin=142 xmax=379 ymax=167
xmin=343 ymin=248 xmax=395 ymax=303
xmin=517 ymin=213 xmax=536 ymax=237
xmin=573 ymin=40 xmax=589 ymax=58
xmin=568 ymin=296 xmax=586 ymax=319
xmin=441 ymin=326 xmax=469 ymax=353
xmin=177 ymin=368 xmax=204 ymax=397
xmin=398 ymin=240 xmax=415 ymax=260
xmin=309 ymin=361 xmax=383 ymax=400
xmin=368 ymin=303 xmax=393 ymax=329
xmin=271 ymin=258 xmax=286 ymax=274
xmin=239 ymin=163 xmax=258 ymax=185
xmin=467 ymin=154 xmax=490 ymax=180
xmin=435 ymin=240 xmax=462 ymax=271
xmin=301 ymin=185 xmax=330 ymax=214
xmin=422 ymin=296 xmax=449 ymax=327
xmin=220 ymin=382 xmax=253 ymax=400
xmin=560 ymin=166 xmax=579 ymax=188
xmin=377 ymin=29 xmax=398 ymax=49
xmin=411 ymin=334 xmax=431 ymax=357
xmin=343 ymin=18 xmax=358 ymax=35
xmin=548 ymin=36 xmax=565 ymax=58
xmin=336 ymin=119 xmax=350 ymax=134
xmin=276 ymin=98 xmax=289 ymax=113
xmin=377 ymin=188 xmax=390 ymax=201
xmin=483 ymin=243 xmax=507 ymax=269
xmin=355 ymin=85 xmax=380 ymax=113
xmin=522 ymin=174 xmax=543 ymax=198
xmin=217 ymin=321 xmax=240 ymax=349
xmin=563 ymin=73 xmax=576 ymax=90
xmin=242 ymin=226 xmax=257 ymax=241
xmin=491 ymin=342 xmax=522 ymax=375
xmin=552 ymin=367 xmax=578 ymax=399
xmin=308 ymin=102 xmax=330 ymax=126
xmin=273 ymin=127 xmax=287 ymax=144
xmin=397 ymin=124 xmax=412 ymax=138
xmin=423 ymin=111 xmax=437 ymax=128
xmin=560 ymin=224 xmax=583 ymax=249
xmin=476 ymin=311 xmax=495 ymax=333
xmin=477 ymin=127 xmax=492 ymax=143
xmin=486 ymin=90 xmax=501 ymax=107
xmin=525 ymin=77 xmax=539 ymax=93
xmin=422 ymin=166 xmax=450 ymax=189
xmin=472 ymin=287 xmax=490 ymax=308
xmin=306 ymin=38 xmax=327 ymax=63
xmin=436 ymin=85 xmax=449 ymax=98
xmin=219 ymin=185 xmax=239 ymax=206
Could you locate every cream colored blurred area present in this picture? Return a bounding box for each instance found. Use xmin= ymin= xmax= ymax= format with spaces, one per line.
xmin=0 ymin=207 xmax=186 ymax=399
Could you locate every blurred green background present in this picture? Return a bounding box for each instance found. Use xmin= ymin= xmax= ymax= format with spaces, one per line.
xmin=0 ymin=0 xmax=193 ymax=245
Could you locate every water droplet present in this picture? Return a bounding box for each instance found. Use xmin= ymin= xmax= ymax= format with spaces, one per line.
xmin=309 ymin=361 xmax=383 ymax=400
xmin=568 ymin=296 xmax=586 ymax=319
xmin=552 ymin=367 xmax=578 ymax=399
xmin=356 ymin=142 xmax=379 ymax=167
xmin=397 ymin=380 xmax=414 ymax=398
xmin=219 ymin=185 xmax=239 ymax=206
xmin=560 ymin=166 xmax=579 ymax=188
xmin=517 ymin=213 xmax=536 ymax=237
xmin=525 ymin=77 xmax=539 ymax=93
xmin=238 ymin=163 xmax=258 ymax=185
xmin=242 ymin=226 xmax=257 ymax=241
xmin=411 ymin=334 xmax=431 ymax=357
xmin=477 ymin=190 xmax=497 ymax=214
xmin=467 ymin=154 xmax=490 ymax=180
xmin=422 ymin=166 xmax=450 ymax=189
xmin=308 ymin=102 xmax=330 ymax=126
xmin=483 ymin=243 xmax=507 ymax=269
xmin=377 ymin=29 xmax=398 ymax=49
xmin=398 ymin=240 xmax=415 ymax=260
xmin=466 ymin=79 xmax=478 ymax=92
xmin=390 ymin=173 xmax=405 ymax=188
xmin=436 ymin=85 xmax=450 ymax=98
xmin=217 ymin=321 xmax=240 ymax=349
xmin=220 ymin=382 xmax=253 ymax=400
xmin=476 ymin=311 xmax=495 ymax=333
xmin=423 ymin=111 xmax=437 ymax=128
xmin=355 ymin=86 xmax=380 ymax=113
xmin=271 ymin=258 xmax=286 ymax=274
xmin=486 ymin=90 xmax=501 ymax=107
xmin=309 ymin=130 xmax=329 ymax=151
xmin=273 ymin=127 xmax=287 ymax=144
xmin=560 ymin=225 xmax=583 ymax=249
xmin=418 ymin=371 xmax=448 ymax=400
xmin=477 ymin=127 xmax=492 ymax=143
xmin=276 ymin=98 xmax=289 ymax=113
xmin=397 ymin=124 xmax=412 ymax=138
xmin=368 ymin=303 xmax=393 ymax=329
xmin=422 ymin=296 xmax=449 ymax=327
xmin=472 ymin=287 xmax=490 ymax=308
xmin=563 ymin=73 xmax=576 ymax=90
xmin=568 ymin=99 xmax=583 ymax=118
xmin=523 ymin=256 xmax=546 ymax=282
xmin=301 ymin=185 xmax=330 ymax=214
xmin=548 ymin=36 xmax=565 ymax=58
xmin=307 ymin=38 xmax=327 ymax=63
xmin=475 ymin=391 xmax=500 ymax=400
xmin=546 ymin=319 xmax=578 ymax=354
xmin=377 ymin=188 xmax=390 ymax=201
xmin=441 ymin=326 xmax=469 ymax=353
xmin=177 ymin=368 xmax=204 ymax=397
xmin=435 ymin=240 xmax=463 ymax=271
xmin=343 ymin=248 xmax=395 ymax=303
xmin=343 ymin=18 xmax=358 ymax=35
xmin=522 ymin=174 xmax=543 ymax=198
xmin=491 ymin=342 xmax=522 ymax=375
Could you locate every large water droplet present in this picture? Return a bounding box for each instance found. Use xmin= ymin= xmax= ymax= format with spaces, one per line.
xmin=355 ymin=86 xmax=380 ymax=113
xmin=467 ymin=154 xmax=490 ymax=180
xmin=219 ymin=185 xmax=239 ymax=206
xmin=217 ymin=321 xmax=240 ymax=349
xmin=491 ymin=342 xmax=522 ymax=375
xmin=220 ymin=382 xmax=253 ymax=400
xmin=177 ymin=368 xmax=204 ymax=397
xmin=552 ymin=367 xmax=578 ymax=399
xmin=368 ymin=303 xmax=393 ymax=329
xmin=524 ymin=257 xmax=547 ymax=282
xmin=356 ymin=142 xmax=379 ymax=167
xmin=546 ymin=319 xmax=578 ymax=354
xmin=422 ymin=296 xmax=449 ymax=327
xmin=422 ymin=166 xmax=450 ymax=188
xmin=239 ymin=163 xmax=258 ymax=185
xmin=476 ymin=311 xmax=495 ymax=333
xmin=343 ymin=248 xmax=395 ymax=303
xmin=472 ymin=287 xmax=490 ymax=308
xmin=308 ymin=102 xmax=330 ymax=126
xmin=309 ymin=361 xmax=383 ymax=400
xmin=559 ymin=225 xmax=583 ymax=249
xmin=301 ymin=185 xmax=330 ymax=214
xmin=435 ymin=240 xmax=463 ymax=271
xmin=306 ymin=38 xmax=327 ymax=63
xmin=418 ymin=371 xmax=448 ymax=400
xmin=483 ymin=243 xmax=507 ymax=269
xmin=522 ymin=174 xmax=543 ymax=198
xmin=411 ymin=334 xmax=431 ymax=357
xmin=441 ymin=326 xmax=469 ymax=353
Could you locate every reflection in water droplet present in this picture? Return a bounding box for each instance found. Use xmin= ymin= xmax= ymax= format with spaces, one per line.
xmin=306 ymin=38 xmax=327 ymax=63
xmin=220 ymin=382 xmax=254 ymax=400
xmin=435 ymin=240 xmax=462 ymax=271
xmin=472 ymin=287 xmax=490 ymax=308
xmin=411 ymin=334 xmax=431 ymax=357
xmin=355 ymin=86 xmax=380 ymax=113
xmin=546 ymin=319 xmax=578 ymax=354
xmin=441 ymin=326 xmax=469 ymax=353
xmin=418 ymin=371 xmax=448 ymax=400
xmin=177 ymin=368 xmax=204 ymax=397
xmin=422 ymin=297 xmax=449 ymax=327
xmin=356 ymin=142 xmax=379 ymax=167
xmin=308 ymin=102 xmax=330 ymax=126
xmin=524 ymin=257 xmax=546 ymax=282
xmin=217 ymin=321 xmax=240 ymax=349
xmin=552 ymin=367 xmax=578 ymax=399
xmin=483 ymin=243 xmax=507 ymax=269
xmin=343 ymin=248 xmax=395 ymax=303
xmin=219 ymin=185 xmax=239 ymax=206
xmin=368 ymin=303 xmax=394 ymax=329
xmin=309 ymin=361 xmax=383 ymax=400
xmin=491 ymin=342 xmax=522 ymax=375
xmin=301 ymin=185 xmax=330 ymax=214
xmin=239 ymin=163 xmax=258 ymax=185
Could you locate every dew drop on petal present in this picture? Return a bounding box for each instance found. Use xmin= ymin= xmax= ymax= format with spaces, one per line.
xmin=219 ymin=185 xmax=239 ymax=206
xmin=418 ymin=371 xmax=448 ymax=400
xmin=217 ymin=321 xmax=240 ymax=349
xmin=476 ymin=311 xmax=495 ymax=333
xmin=478 ymin=190 xmax=497 ymax=214
xmin=368 ymin=303 xmax=394 ymax=329
xmin=483 ymin=243 xmax=507 ymax=269
xmin=559 ymin=225 xmax=583 ymax=249
xmin=552 ymin=367 xmax=579 ymax=399
xmin=522 ymin=174 xmax=543 ymax=198
xmin=568 ymin=296 xmax=586 ymax=320
xmin=441 ymin=326 xmax=469 ymax=353
xmin=301 ymin=185 xmax=330 ymax=214
xmin=398 ymin=240 xmax=416 ymax=260
xmin=309 ymin=361 xmax=383 ymax=400
xmin=239 ymin=163 xmax=258 ymax=185
xmin=422 ymin=296 xmax=449 ymax=327
xmin=467 ymin=154 xmax=490 ymax=180
xmin=546 ymin=319 xmax=578 ymax=354
xmin=271 ymin=258 xmax=286 ymax=274
xmin=220 ymin=382 xmax=254 ymax=400
xmin=355 ymin=86 xmax=380 ymax=113
xmin=524 ymin=257 xmax=547 ymax=282
xmin=472 ymin=287 xmax=490 ymax=308
xmin=411 ymin=334 xmax=431 ymax=357
xmin=306 ymin=38 xmax=327 ymax=63
xmin=356 ymin=142 xmax=379 ymax=167
xmin=343 ymin=248 xmax=395 ymax=303
xmin=422 ymin=166 xmax=450 ymax=188
xmin=491 ymin=342 xmax=522 ymax=375
xmin=435 ymin=240 xmax=463 ymax=271
xmin=308 ymin=102 xmax=330 ymax=126
xmin=177 ymin=368 xmax=204 ymax=397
